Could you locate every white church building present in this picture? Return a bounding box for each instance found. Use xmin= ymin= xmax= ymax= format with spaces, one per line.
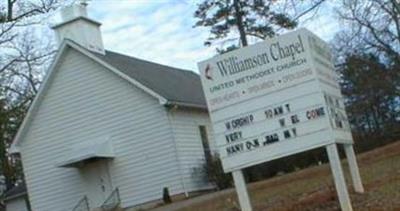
xmin=11 ymin=3 xmax=216 ymax=211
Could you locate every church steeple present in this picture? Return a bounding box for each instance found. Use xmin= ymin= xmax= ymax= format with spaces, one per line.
xmin=51 ymin=2 xmax=105 ymax=54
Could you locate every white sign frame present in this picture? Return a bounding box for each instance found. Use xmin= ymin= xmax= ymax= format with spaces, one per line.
xmin=198 ymin=28 xmax=364 ymax=211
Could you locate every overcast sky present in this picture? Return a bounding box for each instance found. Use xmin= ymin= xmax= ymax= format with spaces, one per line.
xmin=51 ymin=0 xmax=340 ymax=72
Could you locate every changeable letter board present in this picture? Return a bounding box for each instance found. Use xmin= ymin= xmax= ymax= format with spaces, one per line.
xmin=198 ymin=28 xmax=353 ymax=172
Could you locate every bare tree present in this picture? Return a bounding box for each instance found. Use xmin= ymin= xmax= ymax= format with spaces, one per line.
xmin=336 ymin=0 xmax=400 ymax=63
xmin=1 ymin=0 xmax=64 ymax=99
xmin=1 ymin=30 xmax=56 ymax=105
xmin=332 ymin=0 xmax=400 ymax=146
xmin=0 ymin=0 xmax=72 ymax=192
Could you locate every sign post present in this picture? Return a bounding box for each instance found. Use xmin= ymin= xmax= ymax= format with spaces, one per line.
xmin=344 ymin=144 xmax=364 ymax=193
xmin=198 ymin=28 xmax=363 ymax=211
xmin=326 ymin=144 xmax=352 ymax=211
xmin=232 ymin=170 xmax=252 ymax=211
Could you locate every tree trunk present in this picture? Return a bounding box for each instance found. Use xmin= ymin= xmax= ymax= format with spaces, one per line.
xmin=7 ymin=0 xmax=14 ymax=21
xmin=371 ymin=106 xmax=381 ymax=134
xmin=365 ymin=112 xmax=372 ymax=134
xmin=233 ymin=0 xmax=248 ymax=47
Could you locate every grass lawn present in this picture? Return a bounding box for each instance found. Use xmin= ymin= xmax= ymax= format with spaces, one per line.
xmin=177 ymin=141 xmax=400 ymax=211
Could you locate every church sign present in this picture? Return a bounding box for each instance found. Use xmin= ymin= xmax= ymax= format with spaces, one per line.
xmin=198 ymin=28 xmax=363 ymax=211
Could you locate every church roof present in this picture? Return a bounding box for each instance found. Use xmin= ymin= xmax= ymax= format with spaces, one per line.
xmin=93 ymin=50 xmax=207 ymax=108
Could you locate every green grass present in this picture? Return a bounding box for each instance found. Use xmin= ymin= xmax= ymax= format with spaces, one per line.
xmin=177 ymin=141 xmax=400 ymax=211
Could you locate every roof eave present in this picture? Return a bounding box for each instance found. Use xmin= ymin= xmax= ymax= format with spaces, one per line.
xmin=11 ymin=40 xmax=206 ymax=150
xmin=69 ymin=43 xmax=169 ymax=105
xmin=51 ymin=16 xmax=101 ymax=29
xmin=11 ymin=40 xmax=170 ymax=151
xmin=10 ymin=40 xmax=71 ymax=153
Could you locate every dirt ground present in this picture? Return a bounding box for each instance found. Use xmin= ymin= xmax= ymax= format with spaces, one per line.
xmin=176 ymin=141 xmax=400 ymax=211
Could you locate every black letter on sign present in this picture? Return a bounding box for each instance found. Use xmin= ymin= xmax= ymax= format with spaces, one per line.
xmin=265 ymin=109 xmax=273 ymax=119
xmin=284 ymin=130 xmax=291 ymax=139
xmin=279 ymin=118 xmax=285 ymax=127
xmin=285 ymin=104 xmax=290 ymax=112
xmin=225 ymin=122 xmax=231 ymax=130
xmin=291 ymin=115 xmax=299 ymax=124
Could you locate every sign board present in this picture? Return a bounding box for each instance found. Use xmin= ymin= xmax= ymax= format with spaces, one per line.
xmin=198 ymin=28 xmax=353 ymax=172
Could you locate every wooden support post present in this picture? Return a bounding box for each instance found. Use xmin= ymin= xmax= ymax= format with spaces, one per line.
xmin=344 ymin=144 xmax=364 ymax=193
xmin=326 ymin=144 xmax=353 ymax=211
xmin=232 ymin=170 xmax=252 ymax=211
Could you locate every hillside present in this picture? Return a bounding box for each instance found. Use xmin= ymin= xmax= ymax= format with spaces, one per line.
xmin=158 ymin=141 xmax=400 ymax=211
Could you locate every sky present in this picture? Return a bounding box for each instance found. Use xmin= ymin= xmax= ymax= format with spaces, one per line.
xmin=50 ymin=0 xmax=341 ymax=72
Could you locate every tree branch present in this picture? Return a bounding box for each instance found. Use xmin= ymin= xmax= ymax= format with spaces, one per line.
xmin=293 ymin=0 xmax=326 ymax=22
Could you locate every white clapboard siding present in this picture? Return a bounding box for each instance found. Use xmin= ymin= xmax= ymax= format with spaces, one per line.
xmin=167 ymin=108 xmax=216 ymax=192
xmin=20 ymin=47 xmax=183 ymax=211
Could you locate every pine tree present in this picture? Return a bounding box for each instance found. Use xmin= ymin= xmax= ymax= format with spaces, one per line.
xmin=194 ymin=0 xmax=324 ymax=52
xmin=339 ymin=54 xmax=399 ymax=141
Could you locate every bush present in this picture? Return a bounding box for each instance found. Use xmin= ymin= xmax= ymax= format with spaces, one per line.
xmin=162 ymin=187 xmax=171 ymax=204
xmin=242 ymin=148 xmax=328 ymax=182
xmin=199 ymin=150 xmax=327 ymax=188
xmin=202 ymin=154 xmax=233 ymax=190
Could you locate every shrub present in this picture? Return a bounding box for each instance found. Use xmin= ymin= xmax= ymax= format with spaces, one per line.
xmin=162 ymin=187 xmax=171 ymax=204
xmin=203 ymin=154 xmax=233 ymax=190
